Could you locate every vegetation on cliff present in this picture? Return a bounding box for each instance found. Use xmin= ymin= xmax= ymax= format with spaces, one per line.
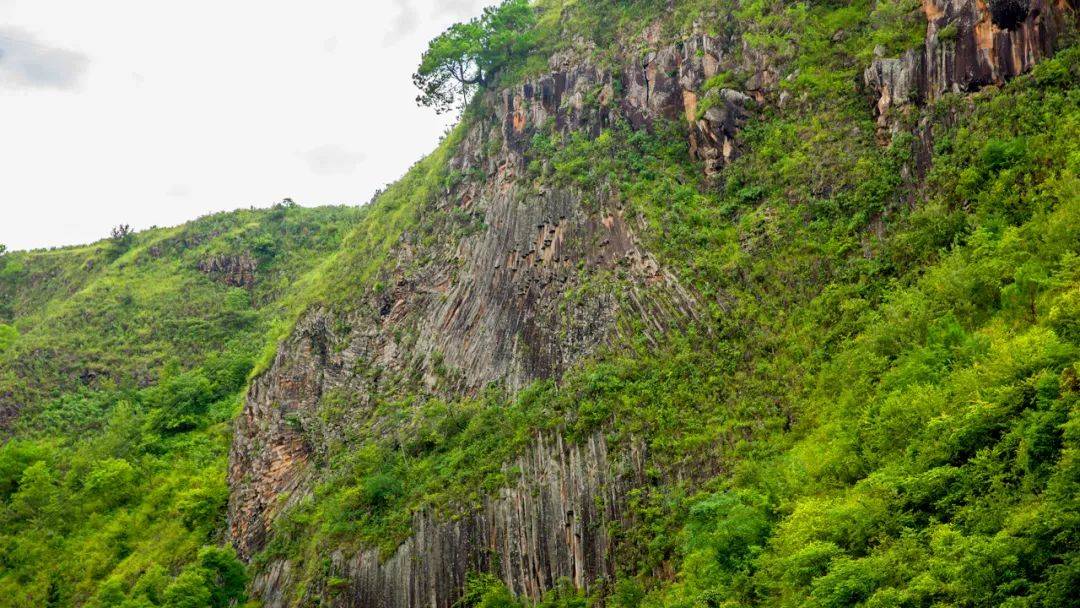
xmin=1 ymin=0 xmax=1078 ymax=607
xmin=255 ymin=1 xmax=1080 ymax=605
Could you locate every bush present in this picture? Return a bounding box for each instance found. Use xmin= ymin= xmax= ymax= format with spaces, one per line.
xmin=174 ymin=482 xmax=229 ymax=531
xmin=1048 ymin=289 xmax=1080 ymax=343
xmin=198 ymin=545 xmax=248 ymax=608
xmin=11 ymin=461 xmax=61 ymax=524
xmin=0 ymin=324 xmax=16 ymax=353
xmin=81 ymin=458 xmax=136 ymax=509
xmin=162 ymin=568 xmax=212 ymax=608
xmin=454 ymin=573 xmax=522 ymax=608
xmin=143 ymin=372 xmax=216 ymax=434
xmin=360 ymin=472 xmax=404 ymax=512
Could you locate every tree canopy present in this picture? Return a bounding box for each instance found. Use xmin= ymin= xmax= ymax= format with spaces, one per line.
xmin=413 ymin=0 xmax=536 ymax=114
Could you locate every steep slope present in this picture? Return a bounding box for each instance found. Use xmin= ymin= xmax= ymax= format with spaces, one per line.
xmin=228 ymin=54 xmax=709 ymax=603
xmin=1 ymin=1 xmax=1077 ymax=607
xmin=0 ymin=205 xmax=359 ymax=428
xmin=227 ymin=1 xmax=1080 ymax=607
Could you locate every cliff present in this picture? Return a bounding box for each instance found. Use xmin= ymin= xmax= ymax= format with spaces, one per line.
xmin=227 ymin=1 xmax=1078 ymax=606
xmin=865 ymin=0 xmax=1076 ymax=129
xmin=251 ymin=431 xmax=644 ymax=608
xmin=227 ymin=35 xmax=720 ymax=563
xmin=1 ymin=1 xmax=1078 ymax=606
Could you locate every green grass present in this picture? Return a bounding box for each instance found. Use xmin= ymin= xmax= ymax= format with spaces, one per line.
xmin=0 ymin=204 xmax=359 ymax=607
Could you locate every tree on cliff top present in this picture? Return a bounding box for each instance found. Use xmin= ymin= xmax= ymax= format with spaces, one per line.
xmin=413 ymin=0 xmax=536 ymax=114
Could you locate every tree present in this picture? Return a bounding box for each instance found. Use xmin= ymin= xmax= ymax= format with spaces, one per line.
xmin=81 ymin=458 xmax=136 ymax=510
xmin=197 ymin=546 xmax=247 ymax=608
xmin=87 ymin=578 xmax=127 ymax=608
xmin=143 ymin=372 xmax=216 ymax=434
xmin=161 ymin=568 xmax=211 ymax=608
xmin=11 ymin=461 xmax=61 ymax=525
xmin=0 ymin=245 xmax=12 ymax=321
xmin=413 ymin=0 xmax=536 ymax=113
xmin=108 ymin=224 xmax=134 ymax=258
xmin=110 ymin=224 xmax=132 ymax=244
xmin=1003 ymin=261 xmax=1047 ymax=323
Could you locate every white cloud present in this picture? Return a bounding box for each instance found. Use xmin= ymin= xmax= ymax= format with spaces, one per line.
xmin=302 ymin=144 xmax=365 ymax=176
xmin=0 ymin=26 xmax=87 ymax=90
xmin=384 ymin=1 xmax=421 ymax=46
xmin=166 ymin=184 xmax=192 ymax=198
xmin=436 ymin=0 xmax=489 ymax=19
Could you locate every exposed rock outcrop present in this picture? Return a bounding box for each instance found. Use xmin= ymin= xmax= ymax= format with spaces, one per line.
xmin=228 ymin=30 xmax=756 ymax=577
xmin=227 ymin=173 xmax=693 ymax=559
xmin=229 ymin=101 xmax=703 ymax=569
xmin=230 ymin=25 xmax=757 ymax=608
xmin=198 ymin=252 xmax=257 ymax=288
xmin=689 ymin=88 xmax=755 ymax=176
xmin=865 ymin=0 xmax=1076 ymax=131
xmin=251 ymin=432 xmax=644 ymax=608
xmin=500 ymin=32 xmax=757 ymax=178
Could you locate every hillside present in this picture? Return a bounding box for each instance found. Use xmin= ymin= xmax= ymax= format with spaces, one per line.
xmin=0 ymin=204 xmax=360 ymax=605
xmin=2 ymin=1 xmax=1079 ymax=607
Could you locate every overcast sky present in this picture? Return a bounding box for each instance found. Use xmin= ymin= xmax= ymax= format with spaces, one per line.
xmin=0 ymin=0 xmax=489 ymax=251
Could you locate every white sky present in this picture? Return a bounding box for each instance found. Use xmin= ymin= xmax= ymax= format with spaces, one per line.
xmin=0 ymin=0 xmax=488 ymax=251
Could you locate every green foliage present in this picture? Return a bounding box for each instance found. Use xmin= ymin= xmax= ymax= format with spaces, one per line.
xmin=0 ymin=357 xmax=248 ymax=606
xmin=0 ymin=204 xmax=358 ymax=424
xmin=81 ymin=458 xmax=137 ymax=510
xmin=161 ymin=569 xmax=211 ymax=608
xmin=196 ymin=546 xmax=248 ymax=608
xmin=635 ymin=44 xmax=1080 ymax=608
xmin=0 ymin=324 xmax=16 ymax=353
xmin=866 ymin=0 xmax=926 ymax=58
xmin=143 ymin=372 xmax=216 ymax=434
xmin=2 ymin=4 xmax=1079 ymax=608
xmin=0 ymin=205 xmax=343 ymax=606
xmin=455 ymin=573 xmax=524 ymax=608
xmin=414 ymin=0 xmax=537 ymax=113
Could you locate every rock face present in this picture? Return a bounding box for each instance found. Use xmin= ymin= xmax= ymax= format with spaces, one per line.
xmin=500 ymin=32 xmax=757 ymax=179
xmin=229 ymin=27 xmax=763 ymax=608
xmin=690 ymin=88 xmax=755 ymax=176
xmin=197 ymin=252 xmax=257 ymax=288
xmin=228 ymin=50 xmax=706 ymax=566
xmin=251 ymin=432 xmax=645 ymax=608
xmin=227 ymin=160 xmax=700 ymax=555
xmin=865 ymin=0 xmax=1076 ymax=129
xmin=227 ymin=29 xmax=750 ymax=575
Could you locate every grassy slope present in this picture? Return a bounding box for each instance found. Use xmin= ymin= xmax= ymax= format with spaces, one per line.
xmin=0 ymin=204 xmax=362 ymax=607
